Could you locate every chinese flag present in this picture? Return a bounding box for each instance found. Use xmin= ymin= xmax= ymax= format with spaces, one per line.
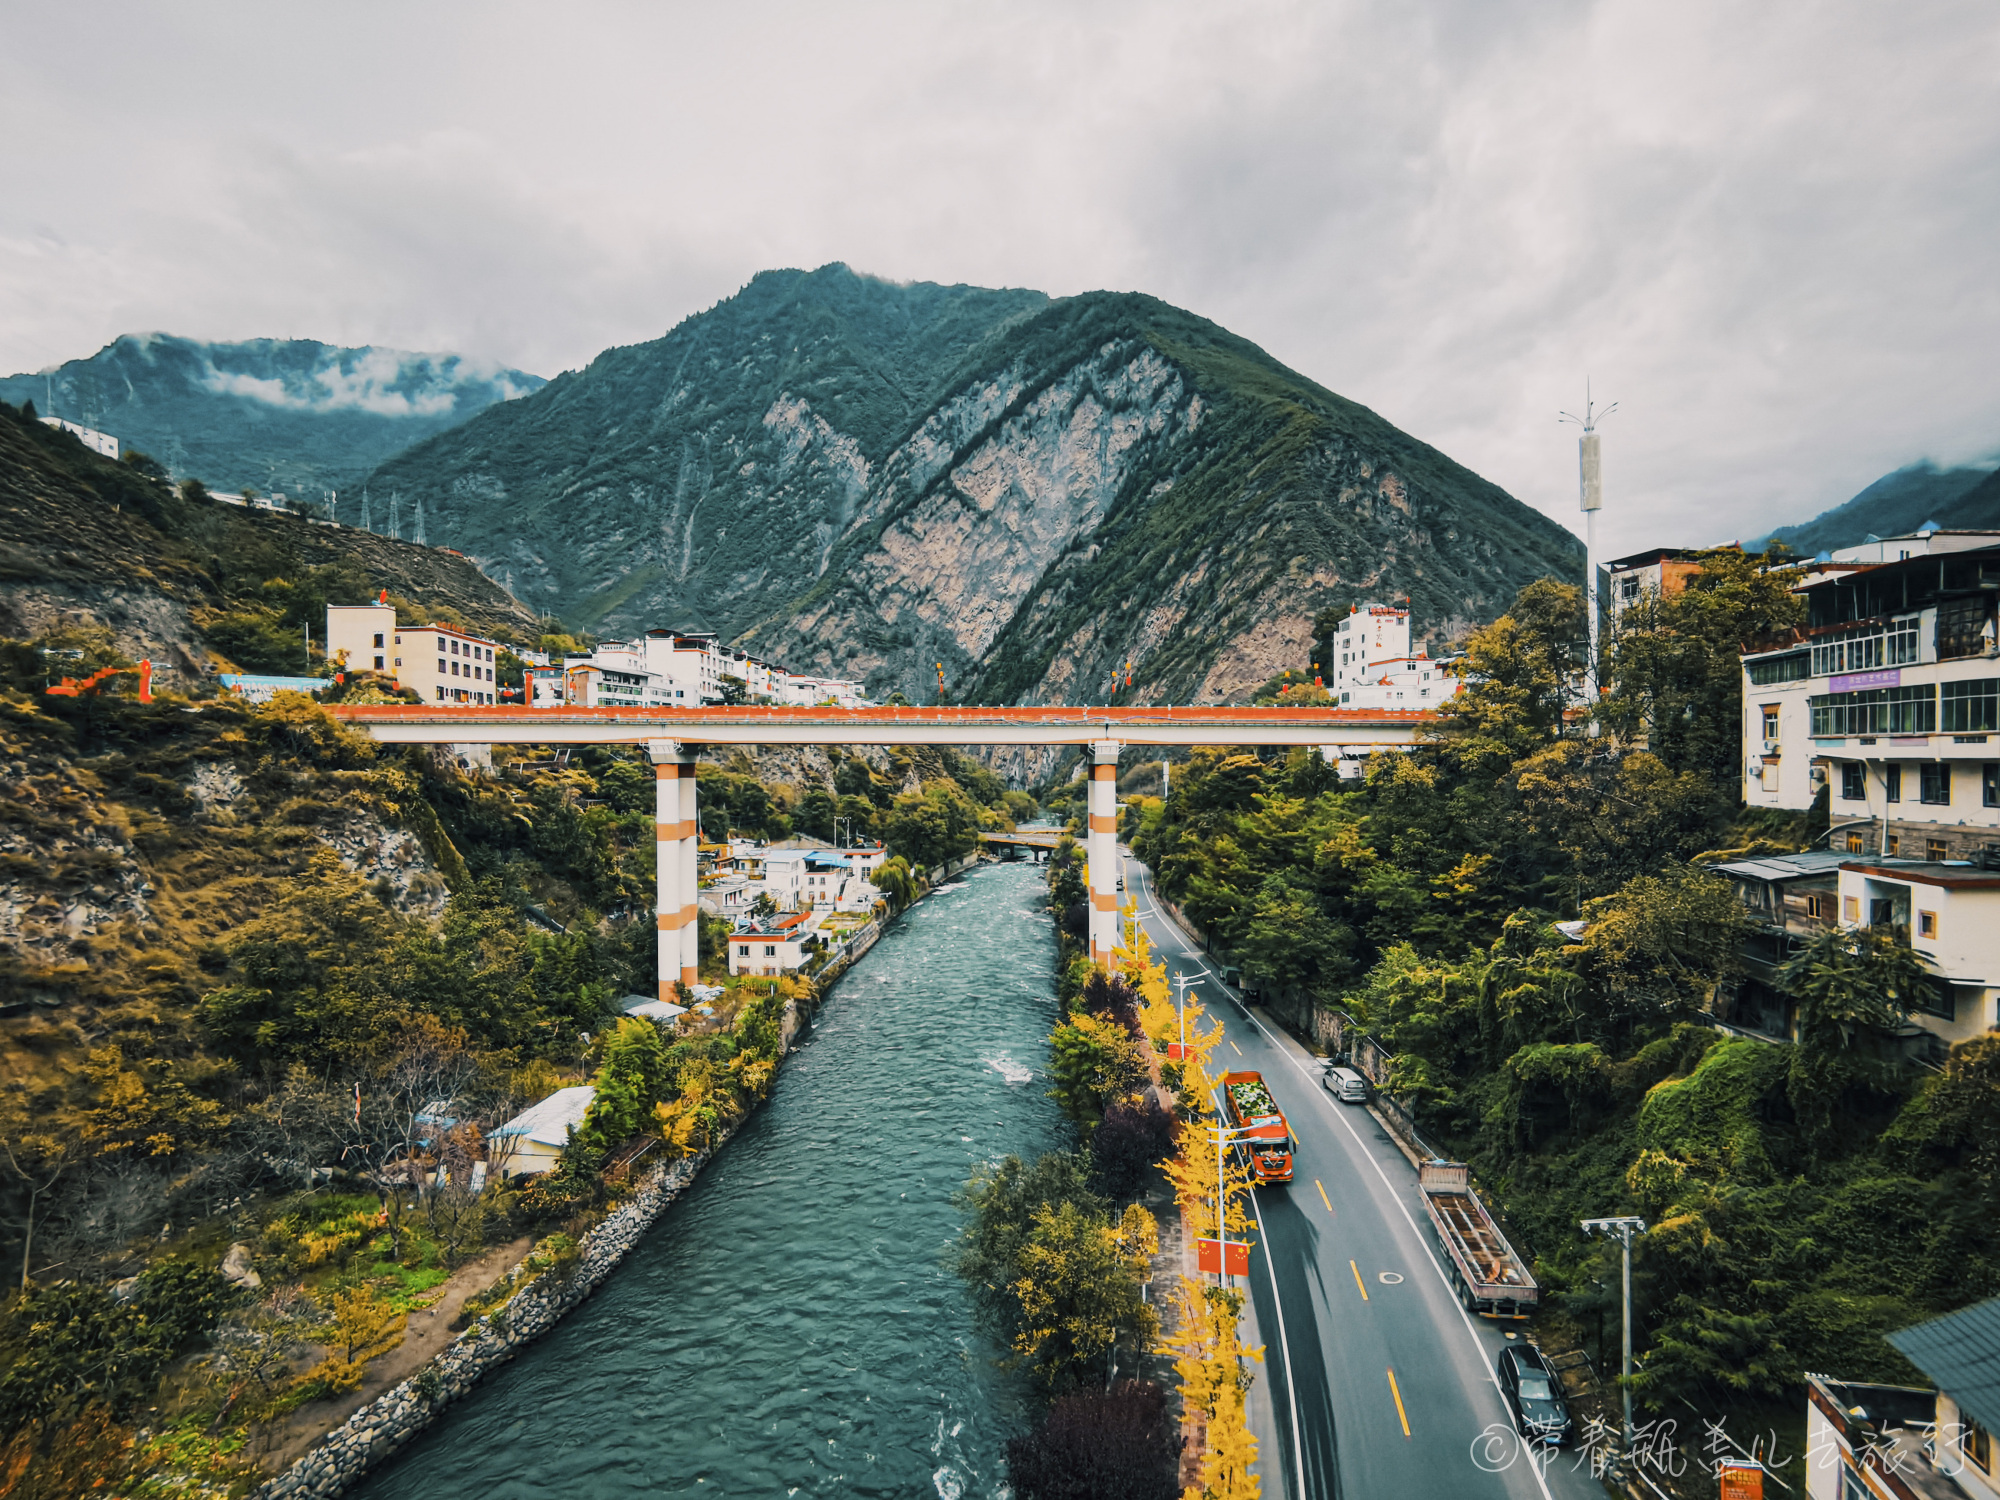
xmin=1197 ymin=1238 xmax=1250 ymax=1276
xmin=1166 ymin=1043 xmax=1187 ymax=1060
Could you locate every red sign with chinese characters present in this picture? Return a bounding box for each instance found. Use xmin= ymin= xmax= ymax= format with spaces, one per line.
xmin=1717 ymin=1461 xmax=1763 ymax=1500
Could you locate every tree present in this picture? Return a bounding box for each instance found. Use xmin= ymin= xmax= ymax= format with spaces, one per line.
xmin=1090 ymin=1097 xmax=1177 ymax=1200
xmin=1428 ymin=578 xmax=1585 ymax=772
xmin=1047 ymin=1014 xmax=1145 ymax=1130
xmin=1512 ymin=743 xmax=1723 ymax=899
xmin=1778 ymin=926 xmax=1934 ymax=1053
xmin=1602 ymin=546 xmax=1805 ymax=783
xmin=883 ymin=780 xmax=983 ymax=870
xmin=578 ymin=1017 xmax=671 ymax=1152
xmin=1008 ymin=1200 xmax=1158 ymax=1391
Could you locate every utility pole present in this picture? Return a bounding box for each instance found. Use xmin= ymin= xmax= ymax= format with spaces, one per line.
xmin=1559 ymin=387 xmax=1616 ymax=715
xmin=1581 ymin=1215 xmax=1647 ymax=1461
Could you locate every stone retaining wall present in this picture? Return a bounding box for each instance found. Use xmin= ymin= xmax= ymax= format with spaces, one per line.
xmin=253 ymin=1141 xmax=727 ymax=1499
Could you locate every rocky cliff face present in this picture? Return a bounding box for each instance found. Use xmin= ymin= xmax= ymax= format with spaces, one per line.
xmin=364 ymin=264 xmax=1582 ymax=711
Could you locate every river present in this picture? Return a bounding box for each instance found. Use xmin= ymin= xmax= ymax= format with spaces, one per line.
xmin=353 ymin=858 xmax=1063 ymax=1500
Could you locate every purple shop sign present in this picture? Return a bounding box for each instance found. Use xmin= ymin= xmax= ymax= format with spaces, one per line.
xmin=1830 ymin=668 xmax=1901 ymax=692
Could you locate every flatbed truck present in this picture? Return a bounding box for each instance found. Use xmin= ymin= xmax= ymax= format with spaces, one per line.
xmin=1419 ymin=1160 xmax=1538 ymax=1317
xmin=1220 ymin=1071 xmax=1294 ymax=1184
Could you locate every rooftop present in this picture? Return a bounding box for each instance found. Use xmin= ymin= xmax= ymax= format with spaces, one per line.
xmin=1705 ymin=849 xmax=1850 ymax=882
xmin=486 ymin=1085 xmax=594 ymax=1147
xmin=1888 ymin=1294 xmax=2000 ymax=1436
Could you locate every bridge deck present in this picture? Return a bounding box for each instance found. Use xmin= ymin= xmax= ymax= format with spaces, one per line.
xmin=325 ymin=703 xmax=1434 ymax=747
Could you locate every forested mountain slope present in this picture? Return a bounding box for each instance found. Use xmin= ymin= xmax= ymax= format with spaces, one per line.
xmin=0 ymin=402 xmax=538 ymax=681
xmin=0 ymin=334 xmax=544 ymax=500
xmin=1757 ymin=459 xmax=1996 ymax=555
xmin=363 ymin=264 xmax=1583 ymax=704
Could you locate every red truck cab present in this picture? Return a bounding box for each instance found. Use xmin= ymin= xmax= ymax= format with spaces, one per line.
xmin=1221 ymin=1071 xmax=1294 ymax=1184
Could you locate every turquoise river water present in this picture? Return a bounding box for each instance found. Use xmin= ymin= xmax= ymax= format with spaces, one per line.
xmin=354 ymin=859 xmax=1063 ymax=1500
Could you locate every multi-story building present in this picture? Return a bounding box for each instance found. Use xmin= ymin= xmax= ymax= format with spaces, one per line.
xmin=1604 ymin=546 xmax=1709 ymax=625
xmin=325 ymin=601 xmax=504 ymax=705
xmin=1328 ymin=602 xmax=1458 ymax=710
xmin=1741 ymin=540 xmax=2000 ymax=859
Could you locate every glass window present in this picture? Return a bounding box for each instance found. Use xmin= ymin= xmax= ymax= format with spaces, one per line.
xmin=1761 ymin=706 xmax=1780 ymax=739
xmin=1843 ymin=894 xmax=1860 ymax=920
xmin=1942 ymin=679 xmax=1999 ymax=733
xmin=1842 ymin=763 xmax=1865 ymax=801
xmin=1887 ymin=765 xmax=1901 ymax=803
xmin=1748 ymin=652 xmax=1810 ymax=685
xmin=1986 ymin=763 xmax=2000 ymax=808
xmin=372 ymin=633 xmax=384 ymax=647
xmin=1921 ymin=763 xmax=1951 ymax=805
xmin=1844 ymin=834 xmax=1866 ymax=856
xmin=1919 ymin=910 xmax=1938 ymax=937
xmin=1810 ymin=685 xmax=1935 ymax=736
xmin=1887 ymin=616 xmax=1921 ymax=664
xmin=1812 ymin=628 xmax=1887 ymax=677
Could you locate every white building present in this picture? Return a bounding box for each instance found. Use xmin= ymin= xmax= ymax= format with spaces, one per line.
xmin=41 ymin=416 xmax=119 ymax=460
xmin=326 ymin=600 xmax=504 ymax=705
xmin=1833 ymin=858 xmax=2000 ymax=1056
xmin=485 ymin=1085 xmax=593 ymax=1179
xmin=1328 ymin=602 xmax=1459 ymax=710
xmin=1740 ymin=541 xmax=2000 ymax=860
xmin=727 ymin=909 xmax=822 ymax=977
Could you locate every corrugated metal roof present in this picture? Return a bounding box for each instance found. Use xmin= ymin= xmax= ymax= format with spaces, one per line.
xmin=1887 ymin=1295 xmax=2000 ymax=1438
xmin=487 ymin=1085 xmax=594 ymax=1148
xmin=1705 ymin=850 xmax=1849 ymax=881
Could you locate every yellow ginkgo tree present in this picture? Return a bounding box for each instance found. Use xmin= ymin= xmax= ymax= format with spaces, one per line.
xmin=1166 ymin=1277 xmax=1263 ymax=1500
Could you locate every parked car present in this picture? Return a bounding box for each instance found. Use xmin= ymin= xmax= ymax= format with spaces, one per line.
xmin=1322 ymin=1065 xmax=1369 ymax=1103
xmin=1496 ymin=1343 xmax=1571 ymax=1445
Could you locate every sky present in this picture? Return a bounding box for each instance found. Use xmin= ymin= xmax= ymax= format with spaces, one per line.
xmin=4 ymin=0 xmax=1997 ymax=553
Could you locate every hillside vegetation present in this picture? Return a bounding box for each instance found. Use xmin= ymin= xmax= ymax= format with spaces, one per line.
xmin=362 ymin=264 xmax=1582 ymax=708
xmin=0 ymin=400 xmax=539 ymax=684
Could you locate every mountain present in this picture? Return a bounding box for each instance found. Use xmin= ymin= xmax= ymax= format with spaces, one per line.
xmin=0 ymin=401 xmax=538 ymax=681
xmin=0 ymin=334 xmax=545 ymax=501
xmin=363 ymin=264 xmax=1583 ymax=706
xmin=1758 ymin=460 xmax=1997 ymax=556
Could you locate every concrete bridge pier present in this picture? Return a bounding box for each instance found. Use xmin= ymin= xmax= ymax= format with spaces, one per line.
xmin=1087 ymin=739 xmax=1121 ymax=966
xmin=648 ymin=740 xmax=701 ymax=997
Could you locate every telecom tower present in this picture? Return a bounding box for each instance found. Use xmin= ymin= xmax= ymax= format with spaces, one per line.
xmin=1559 ymin=386 xmax=1616 ymax=706
xmin=413 ymin=495 xmax=427 ymax=546
xmin=360 ymin=487 xmax=372 ymax=533
xmin=389 ymin=491 xmax=401 ymax=540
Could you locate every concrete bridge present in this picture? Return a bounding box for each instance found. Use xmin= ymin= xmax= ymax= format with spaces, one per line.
xmin=326 ymin=703 xmax=1430 ymax=997
xmin=980 ymin=829 xmax=1066 ymax=859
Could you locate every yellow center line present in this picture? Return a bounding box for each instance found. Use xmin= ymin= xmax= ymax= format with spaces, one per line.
xmin=1228 ymin=1039 xmax=1244 ymax=1056
xmin=1387 ymin=1367 xmax=1411 ymax=1437
xmin=1350 ymin=1259 xmax=1369 ymax=1301
xmin=1315 ymin=1179 xmax=1333 ymax=1214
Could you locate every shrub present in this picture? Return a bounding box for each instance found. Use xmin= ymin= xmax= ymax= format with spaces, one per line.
xmin=1091 ymin=1097 xmax=1176 ymax=1199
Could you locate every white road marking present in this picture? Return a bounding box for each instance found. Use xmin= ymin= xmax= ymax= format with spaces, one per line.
xmin=1137 ymin=870 xmax=1556 ymax=1500
xmin=1250 ymin=1187 xmax=1312 ymax=1500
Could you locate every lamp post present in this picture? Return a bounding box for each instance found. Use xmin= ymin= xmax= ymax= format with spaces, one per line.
xmin=1559 ymin=387 xmax=1617 ymax=714
xmin=1210 ymin=1120 xmax=1260 ymax=1288
xmin=1173 ymin=972 xmax=1195 ymax=1058
xmin=1581 ymin=1215 xmax=1647 ymax=1460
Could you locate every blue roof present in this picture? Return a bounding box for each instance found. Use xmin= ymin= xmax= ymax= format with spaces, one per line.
xmin=1887 ymin=1295 xmax=2000 ymax=1437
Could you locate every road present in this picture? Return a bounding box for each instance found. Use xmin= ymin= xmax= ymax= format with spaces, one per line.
xmin=1122 ymin=855 xmax=1610 ymax=1500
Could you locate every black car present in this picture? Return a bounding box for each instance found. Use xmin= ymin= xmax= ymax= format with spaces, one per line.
xmin=1497 ymin=1344 xmax=1571 ymax=1446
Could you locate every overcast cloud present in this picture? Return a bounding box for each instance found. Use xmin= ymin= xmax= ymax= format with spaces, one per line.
xmin=4 ymin=0 xmax=1996 ymax=552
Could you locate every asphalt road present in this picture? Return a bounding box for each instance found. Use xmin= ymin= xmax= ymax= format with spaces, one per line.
xmin=1123 ymin=855 xmax=1610 ymax=1500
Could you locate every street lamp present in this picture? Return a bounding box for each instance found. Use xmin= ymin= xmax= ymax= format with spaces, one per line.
xmin=1172 ymin=972 xmax=1196 ymax=1059
xmin=1209 ymin=1118 xmax=1261 ymax=1288
xmin=1580 ymin=1215 xmax=1648 ymax=1459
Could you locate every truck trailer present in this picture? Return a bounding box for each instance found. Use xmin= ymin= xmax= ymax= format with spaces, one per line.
xmin=1419 ymin=1160 xmax=1538 ymax=1317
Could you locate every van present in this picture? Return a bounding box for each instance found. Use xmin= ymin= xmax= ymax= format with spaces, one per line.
xmin=1324 ymin=1066 xmax=1369 ymax=1104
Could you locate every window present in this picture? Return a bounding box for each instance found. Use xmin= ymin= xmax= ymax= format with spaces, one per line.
xmin=1887 ymin=615 xmax=1921 ymax=665
xmin=1761 ymin=706 xmax=1780 ymax=740
xmin=1921 ymin=762 xmax=1951 ymax=805
xmin=1937 ymin=595 xmax=1995 ymax=661
xmin=1810 ymin=684 xmax=1935 ymax=736
xmin=1845 ymin=832 xmax=1866 ymax=854
xmin=1812 ymin=627 xmax=1888 ymax=677
xmin=1927 ymin=839 xmax=1949 ymax=862
xmin=1887 ymin=765 xmax=1902 ymax=803
xmin=1988 ymin=763 xmax=2000 ymax=808
xmin=1760 ymin=762 xmax=1780 ymax=791
xmin=1748 ymin=652 xmax=1810 ymax=685
xmin=1942 ymin=679 xmax=1999 ymax=733
xmin=435 ymin=637 xmax=444 ymax=651
xmin=435 ymin=687 xmax=445 ymax=700
xmin=1805 ymin=894 xmax=1823 ymax=918
xmin=764 ymin=945 xmax=776 ymax=957
xmin=1843 ymin=894 xmax=1861 ymax=921
xmin=1842 ymin=763 xmax=1866 ymax=801
xmin=373 ymin=655 xmax=385 ymax=670
xmin=1968 ymin=1414 xmax=1992 ymax=1474
xmin=451 ymin=640 xmax=460 ymax=655
xmin=438 ymin=658 xmax=446 ymax=672
xmin=372 ymin=632 xmax=384 ymax=648
xmin=1887 ymin=835 xmax=1901 ymax=856
xmin=394 ymin=657 xmax=401 ymax=667
xmin=1918 ymin=909 xmax=1938 ymax=938
xmin=737 ymin=945 xmax=749 ymax=957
